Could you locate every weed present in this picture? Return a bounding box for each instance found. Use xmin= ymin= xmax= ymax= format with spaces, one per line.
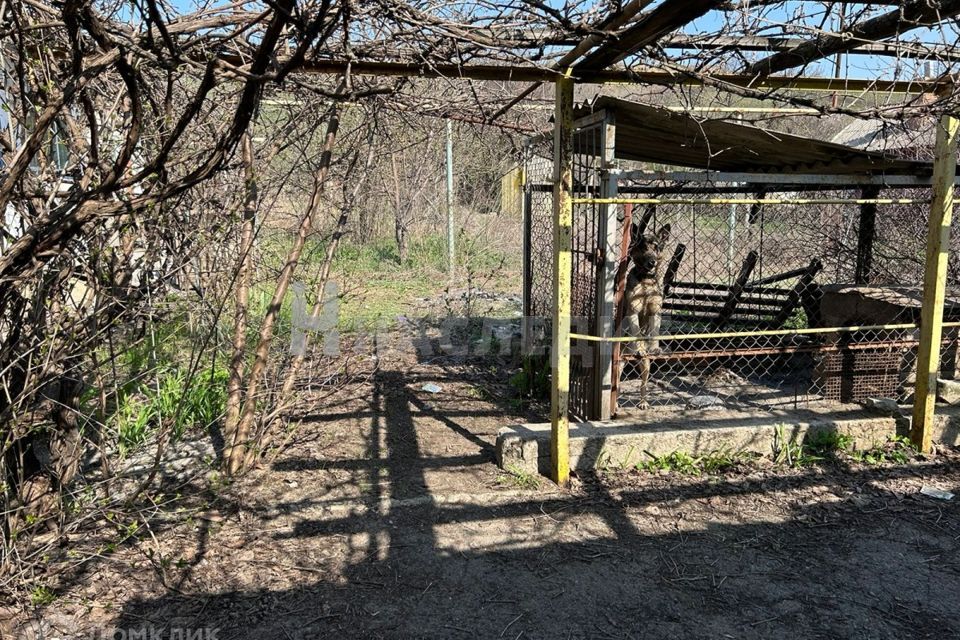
xmin=850 ymin=436 xmax=917 ymax=465
xmin=30 ymin=585 xmax=56 ymax=607
xmin=773 ymin=424 xmax=823 ymax=467
xmin=113 ymin=366 xmax=228 ymax=456
xmin=113 ymin=395 xmax=154 ymax=456
xmin=509 ymin=356 xmax=550 ymax=402
xmin=803 ymin=430 xmax=853 ymax=458
xmin=496 ymin=465 xmax=541 ymax=490
xmin=638 ymin=451 xmax=701 ymax=475
xmin=700 ymin=448 xmax=752 ymax=474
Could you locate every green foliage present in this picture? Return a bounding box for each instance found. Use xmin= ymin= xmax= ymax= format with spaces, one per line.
xmin=773 ymin=424 xmax=821 ymax=467
xmin=496 ymin=465 xmax=541 ymax=490
xmin=802 ymin=429 xmax=854 ymax=459
xmin=112 ymin=366 xmax=228 ymax=456
xmin=638 ymin=451 xmax=701 ymax=475
xmin=850 ymin=436 xmax=917 ymax=465
xmin=782 ymin=307 xmax=809 ymax=330
xmin=699 ymin=448 xmax=750 ymax=474
xmin=30 ymin=585 xmax=56 ymax=607
xmin=113 ymin=395 xmax=155 ymax=456
xmin=509 ymin=356 xmax=551 ymax=402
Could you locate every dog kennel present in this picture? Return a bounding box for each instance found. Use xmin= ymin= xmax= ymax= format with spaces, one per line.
xmin=522 ymin=97 xmax=960 ymax=424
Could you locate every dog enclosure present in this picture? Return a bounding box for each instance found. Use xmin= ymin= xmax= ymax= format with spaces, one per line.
xmin=523 ymin=96 xmax=960 ymax=469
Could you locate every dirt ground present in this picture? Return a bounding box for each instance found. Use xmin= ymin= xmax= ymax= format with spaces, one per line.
xmin=13 ymin=345 xmax=960 ymax=640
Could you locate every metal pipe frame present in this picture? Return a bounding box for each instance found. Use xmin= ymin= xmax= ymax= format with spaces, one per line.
xmin=571 ymin=322 xmax=921 ymax=344
xmin=617 ymin=170 xmax=960 ymax=187
xmin=911 ymin=115 xmax=960 ymax=453
xmin=572 ymin=197 xmax=928 ymax=206
xmin=273 ymin=58 xmax=951 ymax=94
xmin=550 ymin=73 xmax=575 ymax=486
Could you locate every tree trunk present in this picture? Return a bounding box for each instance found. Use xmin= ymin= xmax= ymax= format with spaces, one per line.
xmin=225 ymin=107 xmax=340 ymax=475
xmin=223 ymin=133 xmax=257 ymax=463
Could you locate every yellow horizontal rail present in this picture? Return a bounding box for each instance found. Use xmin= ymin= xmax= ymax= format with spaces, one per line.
xmin=571 ymin=197 xmax=927 ymax=206
xmin=571 ymin=322 xmax=920 ymax=343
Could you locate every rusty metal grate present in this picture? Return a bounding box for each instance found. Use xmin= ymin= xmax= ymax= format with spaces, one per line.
xmin=814 ymin=348 xmax=904 ymax=402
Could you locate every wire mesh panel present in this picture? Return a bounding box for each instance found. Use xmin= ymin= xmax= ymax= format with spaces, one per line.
xmin=523 ymin=150 xmax=553 ymax=320
xmin=611 ymin=184 xmax=937 ymax=415
xmin=521 ymin=140 xmax=957 ymax=421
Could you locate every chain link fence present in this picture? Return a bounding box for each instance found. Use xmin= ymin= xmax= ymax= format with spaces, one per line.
xmin=524 ymin=143 xmax=960 ymax=419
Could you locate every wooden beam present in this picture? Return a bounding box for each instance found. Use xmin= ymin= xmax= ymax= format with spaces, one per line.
xmin=575 ymin=0 xmax=726 ymax=72
xmin=855 ymin=186 xmax=880 ymax=285
xmin=595 ymin=111 xmax=618 ymax=421
xmin=911 ymin=115 xmax=959 ymax=454
xmin=551 ymin=74 xmax=575 ymax=486
xmin=747 ymin=0 xmax=960 ymax=77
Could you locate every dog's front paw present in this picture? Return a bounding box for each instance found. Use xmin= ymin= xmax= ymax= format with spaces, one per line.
xmin=637 ymin=400 xmax=650 ymax=411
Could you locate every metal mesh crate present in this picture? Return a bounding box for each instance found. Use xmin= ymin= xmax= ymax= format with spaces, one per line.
xmin=814 ymin=348 xmax=904 ymax=402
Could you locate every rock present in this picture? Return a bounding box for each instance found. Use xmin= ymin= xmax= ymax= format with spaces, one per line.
xmin=937 ymin=378 xmax=960 ymax=405
xmin=687 ymin=394 xmax=723 ymax=409
xmin=864 ymin=397 xmax=901 ymax=416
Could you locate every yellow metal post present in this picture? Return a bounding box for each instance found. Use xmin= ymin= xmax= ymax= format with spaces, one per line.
xmin=551 ymin=74 xmax=574 ymax=486
xmin=912 ymin=115 xmax=959 ymax=453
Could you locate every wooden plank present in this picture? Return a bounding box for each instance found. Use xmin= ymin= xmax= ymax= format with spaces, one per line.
xmin=595 ymin=110 xmax=618 ymax=421
xmin=711 ymin=251 xmax=759 ymax=330
xmin=747 ymin=0 xmax=960 ymax=77
xmin=574 ymin=0 xmax=727 ymax=72
xmin=911 ymin=115 xmax=959 ymax=454
xmin=551 ymin=74 xmax=575 ymax=486
xmin=855 ymin=186 xmax=880 ymax=285
xmin=771 ymin=258 xmax=823 ymax=329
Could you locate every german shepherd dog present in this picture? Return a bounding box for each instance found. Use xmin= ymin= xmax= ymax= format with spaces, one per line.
xmin=624 ymin=223 xmax=671 ymax=409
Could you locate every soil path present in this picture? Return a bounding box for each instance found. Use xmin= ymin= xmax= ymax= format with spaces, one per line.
xmin=26 ymin=355 xmax=960 ymax=639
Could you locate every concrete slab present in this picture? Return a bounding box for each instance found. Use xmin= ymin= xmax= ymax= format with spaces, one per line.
xmin=495 ymin=404 xmax=942 ymax=476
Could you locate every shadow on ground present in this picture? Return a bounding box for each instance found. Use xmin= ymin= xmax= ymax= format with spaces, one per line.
xmin=100 ymin=364 xmax=960 ymax=640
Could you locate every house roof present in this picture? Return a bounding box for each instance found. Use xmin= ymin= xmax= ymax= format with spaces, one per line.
xmin=830 ymin=116 xmax=934 ymax=154
xmin=574 ymin=97 xmax=934 ymax=176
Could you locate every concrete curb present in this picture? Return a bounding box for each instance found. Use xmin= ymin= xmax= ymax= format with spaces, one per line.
xmin=497 ymin=405 xmax=960 ymax=476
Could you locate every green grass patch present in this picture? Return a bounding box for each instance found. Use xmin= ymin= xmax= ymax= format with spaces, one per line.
xmin=635 ymin=448 xmax=757 ymax=475
xmin=849 ymin=436 xmax=917 ymax=465
xmin=496 ymin=464 xmax=541 ymax=490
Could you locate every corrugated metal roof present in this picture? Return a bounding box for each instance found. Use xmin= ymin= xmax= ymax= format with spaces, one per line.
xmin=574 ymin=97 xmax=933 ymax=175
xmin=831 ymin=116 xmax=934 ymax=154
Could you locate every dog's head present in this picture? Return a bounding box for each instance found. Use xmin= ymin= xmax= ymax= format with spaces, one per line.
xmin=629 ymin=223 xmax=671 ymax=279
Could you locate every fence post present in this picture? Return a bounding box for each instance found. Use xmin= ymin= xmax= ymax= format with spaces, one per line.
xmin=446 ymin=119 xmax=455 ymax=281
xmin=911 ymin=114 xmax=959 ymax=453
xmin=551 ymin=73 xmax=574 ymax=486
xmin=595 ymin=110 xmax=618 ymax=420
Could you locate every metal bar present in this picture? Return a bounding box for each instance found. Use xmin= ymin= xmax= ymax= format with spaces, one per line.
xmin=610 ymin=203 xmax=634 ymax=416
xmin=573 ymin=197 xmax=928 ymax=205
xmin=659 ymin=35 xmax=960 ymax=63
xmin=623 ymin=338 xmax=931 ymax=361
xmin=617 ymin=170 xmax=953 ymax=186
xmin=571 ymin=322 xmax=919 ymax=343
xmin=445 ymin=120 xmax=455 ymax=281
xmin=267 ymin=57 xmax=950 ymax=93
xmin=551 ymin=74 xmax=574 ymax=486
xmin=912 ymin=115 xmax=959 ymax=453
